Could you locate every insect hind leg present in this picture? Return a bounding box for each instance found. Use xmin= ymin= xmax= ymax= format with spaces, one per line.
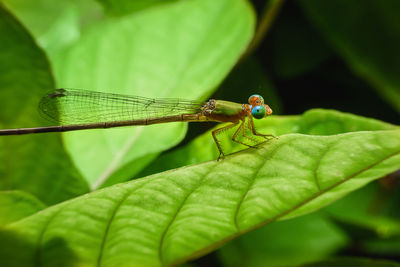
xmin=212 ymin=122 xmax=239 ymax=161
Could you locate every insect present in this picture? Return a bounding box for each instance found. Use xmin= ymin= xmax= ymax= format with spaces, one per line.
xmin=0 ymin=89 xmax=274 ymax=159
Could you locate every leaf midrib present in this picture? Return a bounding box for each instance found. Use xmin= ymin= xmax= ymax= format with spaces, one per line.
xmin=312 ymin=140 xmax=336 ymax=192
xmin=157 ymin=165 xmax=218 ymax=265
xmin=96 ymin=180 xmax=152 ymax=267
xmin=34 ymin=206 xmax=67 ymax=267
xmin=233 ymin=142 xmax=286 ymax=230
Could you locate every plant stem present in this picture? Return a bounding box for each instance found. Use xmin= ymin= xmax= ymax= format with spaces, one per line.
xmin=241 ymin=0 xmax=285 ymax=61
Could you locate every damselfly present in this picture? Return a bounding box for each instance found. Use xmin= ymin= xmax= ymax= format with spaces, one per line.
xmin=0 ymin=89 xmax=274 ymax=159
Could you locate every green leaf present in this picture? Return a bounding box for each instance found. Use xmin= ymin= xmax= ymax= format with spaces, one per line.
xmin=2 ymin=0 xmax=102 ymax=53
xmin=0 ymin=5 xmax=89 ymax=205
xmin=96 ymin=0 xmax=176 ymax=16
xmin=137 ymin=109 xmax=398 ymax=176
xmin=2 ymin=0 xmax=77 ymax=37
xmin=45 ymin=0 xmax=255 ymax=189
xmin=0 ymin=191 xmax=46 ymax=226
xmin=299 ymin=0 xmax=400 ymax=113
xmin=0 ymin=129 xmax=399 ymax=266
xmin=218 ymin=213 xmax=348 ymax=267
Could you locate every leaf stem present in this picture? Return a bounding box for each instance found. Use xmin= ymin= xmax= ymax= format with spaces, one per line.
xmin=241 ymin=0 xmax=285 ymax=61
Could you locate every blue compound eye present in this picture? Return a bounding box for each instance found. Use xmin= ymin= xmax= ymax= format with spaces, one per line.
xmin=251 ymin=105 xmax=266 ymax=119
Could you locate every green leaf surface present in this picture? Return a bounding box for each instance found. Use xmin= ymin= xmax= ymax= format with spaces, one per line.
xmin=0 ymin=191 xmax=46 ymax=226
xmin=1 ymin=129 xmax=399 ymax=266
xmin=218 ymin=213 xmax=348 ymax=267
xmin=2 ymin=0 xmax=103 ymax=53
xmin=96 ymin=0 xmax=176 ymax=15
xmin=2 ymin=0 xmax=77 ymax=38
xmin=0 ymin=5 xmax=89 ymax=205
xmin=300 ymin=0 xmax=400 ymax=113
xmin=48 ymin=0 xmax=255 ymax=188
xmin=137 ymin=109 xmax=398 ymax=176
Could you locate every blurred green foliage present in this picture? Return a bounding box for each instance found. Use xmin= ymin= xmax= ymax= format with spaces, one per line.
xmin=0 ymin=191 xmax=45 ymax=225
xmin=300 ymin=0 xmax=400 ymax=113
xmin=0 ymin=0 xmax=399 ymax=266
xmin=0 ymin=5 xmax=89 ymax=205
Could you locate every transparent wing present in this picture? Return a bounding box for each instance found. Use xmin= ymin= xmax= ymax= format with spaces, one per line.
xmin=39 ymin=88 xmax=203 ymax=124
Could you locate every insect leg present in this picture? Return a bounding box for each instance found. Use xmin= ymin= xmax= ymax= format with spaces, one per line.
xmin=212 ymin=122 xmax=238 ymax=161
xmin=248 ymin=117 xmax=276 ymax=139
xmin=232 ymin=120 xmax=258 ymax=148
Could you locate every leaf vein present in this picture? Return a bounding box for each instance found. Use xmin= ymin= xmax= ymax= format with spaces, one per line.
xmin=34 ymin=205 xmax=67 ymax=267
xmin=158 ymin=165 xmax=218 ymax=265
xmin=313 ymin=141 xmax=335 ymax=192
xmin=96 ymin=181 xmax=150 ymax=267
xmin=233 ymin=142 xmax=286 ymax=231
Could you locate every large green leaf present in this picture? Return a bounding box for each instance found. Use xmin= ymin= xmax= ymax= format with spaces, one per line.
xmin=0 ymin=128 xmax=399 ymax=266
xmin=47 ymin=0 xmax=255 ymax=189
xmin=137 ymin=109 xmax=398 ymax=177
xmin=0 ymin=191 xmax=46 ymax=226
xmin=0 ymin=5 xmax=89 ymax=205
xmin=1 ymin=0 xmax=101 ymax=53
xmin=299 ymin=0 xmax=400 ymax=113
